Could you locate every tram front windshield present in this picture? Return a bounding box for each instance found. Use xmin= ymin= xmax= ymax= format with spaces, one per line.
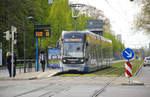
xmin=63 ymin=42 xmax=83 ymax=58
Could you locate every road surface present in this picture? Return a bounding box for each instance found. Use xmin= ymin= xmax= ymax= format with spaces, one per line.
xmin=0 ymin=65 xmax=150 ymax=97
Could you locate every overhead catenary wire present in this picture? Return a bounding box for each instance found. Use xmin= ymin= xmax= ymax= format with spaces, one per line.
xmin=104 ymin=0 xmax=129 ymax=23
xmin=71 ymin=0 xmax=130 ymax=24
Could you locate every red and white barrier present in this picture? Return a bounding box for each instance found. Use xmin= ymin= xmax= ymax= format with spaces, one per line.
xmin=125 ymin=61 xmax=132 ymax=77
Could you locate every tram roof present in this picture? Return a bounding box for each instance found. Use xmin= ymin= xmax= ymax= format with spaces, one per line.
xmin=62 ymin=31 xmax=112 ymax=44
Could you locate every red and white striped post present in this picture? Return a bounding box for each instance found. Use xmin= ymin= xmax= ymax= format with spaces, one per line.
xmin=125 ymin=61 xmax=132 ymax=84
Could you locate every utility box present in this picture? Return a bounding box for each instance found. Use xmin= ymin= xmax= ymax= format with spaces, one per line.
xmin=86 ymin=20 xmax=103 ymax=36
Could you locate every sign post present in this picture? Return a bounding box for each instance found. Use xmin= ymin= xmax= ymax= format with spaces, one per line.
xmin=34 ymin=24 xmax=51 ymax=72
xmin=122 ymin=48 xmax=134 ymax=84
xmin=0 ymin=43 xmax=2 ymax=66
xmin=11 ymin=26 xmax=17 ymax=77
xmin=124 ymin=61 xmax=132 ymax=84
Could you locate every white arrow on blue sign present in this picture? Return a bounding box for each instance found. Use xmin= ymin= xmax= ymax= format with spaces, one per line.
xmin=122 ymin=48 xmax=134 ymax=60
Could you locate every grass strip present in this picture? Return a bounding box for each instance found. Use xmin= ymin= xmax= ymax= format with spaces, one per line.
xmin=59 ymin=60 xmax=143 ymax=77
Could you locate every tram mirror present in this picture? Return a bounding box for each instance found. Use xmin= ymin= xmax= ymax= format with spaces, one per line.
xmin=86 ymin=42 xmax=88 ymax=46
xmin=77 ymin=47 xmax=80 ymax=51
xmin=86 ymin=56 xmax=89 ymax=61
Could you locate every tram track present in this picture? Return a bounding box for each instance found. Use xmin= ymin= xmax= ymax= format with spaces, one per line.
xmin=90 ymin=61 xmax=140 ymax=97
xmin=14 ymin=83 xmax=53 ymax=97
xmin=91 ymin=69 xmax=124 ymax=97
xmin=38 ymin=88 xmax=70 ymax=97
xmin=13 ymin=82 xmax=71 ymax=97
xmin=91 ymin=77 xmax=117 ymax=97
xmin=13 ymin=61 xmax=141 ymax=97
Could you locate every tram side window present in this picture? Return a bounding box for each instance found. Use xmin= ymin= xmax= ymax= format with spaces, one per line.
xmin=103 ymin=45 xmax=112 ymax=59
xmin=101 ymin=44 xmax=107 ymax=59
xmin=89 ymin=43 xmax=93 ymax=60
xmin=98 ymin=45 xmax=102 ymax=60
xmin=91 ymin=44 xmax=95 ymax=59
xmin=104 ymin=47 xmax=109 ymax=59
xmin=94 ymin=44 xmax=97 ymax=59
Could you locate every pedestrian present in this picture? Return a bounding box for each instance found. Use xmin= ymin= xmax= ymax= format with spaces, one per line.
xmin=6 ymin=52 xmax=12 ymax=77
xmin=6 ymin=52 xmax=17 ymax=77
xmin=40 ymin=51 xmax=46 ymax=72
xmin=13 ymin=53 xmax=17 ymax=77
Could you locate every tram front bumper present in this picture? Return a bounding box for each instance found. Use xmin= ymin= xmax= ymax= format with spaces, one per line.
xmin=60 ymin=62 xmax=85 ymax=72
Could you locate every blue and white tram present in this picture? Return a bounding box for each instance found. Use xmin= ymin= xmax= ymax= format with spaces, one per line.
xmin=60 ymin=31 xmax=113 ymax=72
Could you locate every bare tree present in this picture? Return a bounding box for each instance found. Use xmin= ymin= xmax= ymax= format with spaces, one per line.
xmin=136 ymin=0 xmax=150 ymax=33
xmin=76 ymin=5 xmax=112 ymax=33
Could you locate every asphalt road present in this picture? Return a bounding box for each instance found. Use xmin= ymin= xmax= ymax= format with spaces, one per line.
xmin=97 ymin=65 xmax=150 ymax=97
xmin=0 ymin=65 xmax=150 ymax=97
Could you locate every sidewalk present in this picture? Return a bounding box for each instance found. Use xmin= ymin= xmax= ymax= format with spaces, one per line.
xmin=0 ymin=69 xmax=59 ymax=80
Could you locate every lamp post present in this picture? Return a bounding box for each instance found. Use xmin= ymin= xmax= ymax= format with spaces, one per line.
xmin=70 ymin=4 xmax=85 ymax=31
xmin=24 ymin=16 xmax=34 ymax=73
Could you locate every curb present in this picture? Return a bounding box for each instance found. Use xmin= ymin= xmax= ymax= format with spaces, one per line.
xmin=0 ymin=70 xmax=59 ymax=80
xmin=121 ymin=82 xmax=144 ymax=86
xmin=28 ymin=77 xmax=38 ymax=80
xmin=121 ymin=80 xmax=144 ymax=86
xmin=0 ymin=76 xmax=38 ymax=80
xmin=134 ymin=63 xmax=143 ymax=77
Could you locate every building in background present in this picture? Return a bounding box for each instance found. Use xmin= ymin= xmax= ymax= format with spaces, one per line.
xmin=48 ymin=0 xmax=53 ymax=4
xmin=74 ymin=4 xmax=112 ymax=34
xmin=86 ymin=20 xmax=103 ymax=36
xmin=117 ymin=34 xmax=122 ymax=43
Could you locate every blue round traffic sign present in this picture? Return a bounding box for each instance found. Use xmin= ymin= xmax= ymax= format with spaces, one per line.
xmin=122 ymin=48 xmax=134 ymax=60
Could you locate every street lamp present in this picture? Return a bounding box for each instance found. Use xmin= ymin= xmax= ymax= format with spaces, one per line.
xmin=70 ymin=4 xmax=85 ymax=31
xmin=24 ymin=16 xmax=34 ymax=73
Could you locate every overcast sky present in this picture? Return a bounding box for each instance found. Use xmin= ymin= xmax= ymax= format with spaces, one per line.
xmin=69 ymin=0 xmax=150 ymax=48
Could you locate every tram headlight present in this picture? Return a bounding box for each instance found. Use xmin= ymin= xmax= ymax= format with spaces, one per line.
xmin=62 ymin=59 xmax=66 ymax=62
xmin=80 ymin=59 xmax=84 ymax=62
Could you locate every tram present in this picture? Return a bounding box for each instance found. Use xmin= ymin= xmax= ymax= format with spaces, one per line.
xmin=60 ymin=31 xmax=113 ymax=72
